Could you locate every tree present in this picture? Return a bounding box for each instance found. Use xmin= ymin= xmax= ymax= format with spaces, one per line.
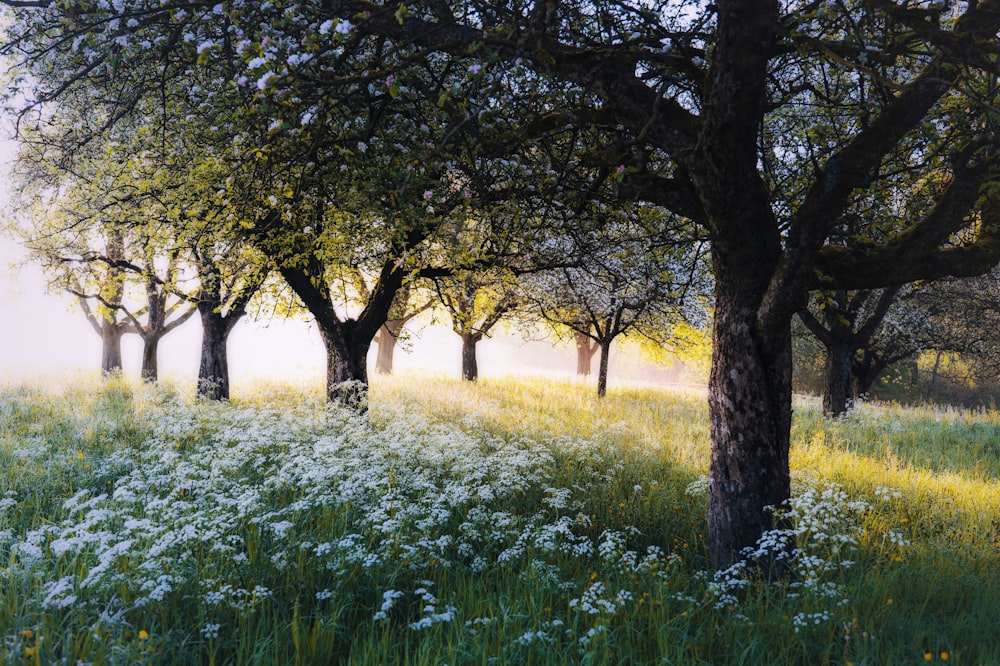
xmin=574 ymin=329 xmax=601 ymax=377
xmin=5 ymin=0 xmax=1000 ymax=570
xmin=524 ymin=209 xmax=709 ymax=397
xmin=798 ymin=288 xmax=902 ymax=416
xmin=63 ymin=230 xmax=132 ymax=375
xmin=434 ymin=268 xmax=520 ymax=381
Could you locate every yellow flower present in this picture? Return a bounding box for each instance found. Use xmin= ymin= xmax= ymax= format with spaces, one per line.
xmin=940 ymin=652 xmax=948 ymax=661
xmin=24 ymin=647 xmax=34 ymax=657
xmin=21 ymin=629 xmax=32 ymax=640
xmin=886 ymin=598 xmax=893 ymax=605
xmin=139 ymin=630 xmax=149 ymax=640
xmin=924 ymin=653 xmax=933 ymax=661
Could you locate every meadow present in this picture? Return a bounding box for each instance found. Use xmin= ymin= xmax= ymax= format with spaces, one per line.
xmin=0 ymin=373 xmax=997 ymax=665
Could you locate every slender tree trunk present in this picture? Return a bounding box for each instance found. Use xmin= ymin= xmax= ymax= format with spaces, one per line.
xmin=197 ymin=309 xmax=233 ymax=400
xmin=926 ymin=350 xmax=944 ymax=400
xmin=596 ymin=339 xmax=612 ymax=397
xmin=101 ymin=321 xmax=123 ymax=375
xmin=318 ymin=323 xmax=371 ymax=410
xmin=140 ymin=335 xmax=161 ymax=383
xmin=707 ymin=280 xmax=793 ymax=571
xmin=375 ymin=320 xmax=406 ymax=375
xmin=461 ymin=333 xmax=480 ymax=382
xmin=575 ymin=333 xmax=599 ymax=376
xmin=822 ymin=340 xmax=855 ymax=416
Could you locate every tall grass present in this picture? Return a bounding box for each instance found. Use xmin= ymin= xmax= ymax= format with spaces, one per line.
xmin=0 ymin=372 xmax=996 ymax=664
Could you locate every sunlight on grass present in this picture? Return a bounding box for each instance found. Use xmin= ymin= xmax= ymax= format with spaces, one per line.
xmin=0 ymin=373 xmax=997 ymax=664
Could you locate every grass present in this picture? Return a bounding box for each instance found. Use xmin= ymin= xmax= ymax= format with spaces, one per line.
xmin=0 ymin=371 xmax=997 ymax=664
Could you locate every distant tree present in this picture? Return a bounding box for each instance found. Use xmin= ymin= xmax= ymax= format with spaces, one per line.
xmin=574 ymin=329 xmax=601 ymax=377
xmin=434 ymin=269 xmax=521 ymax=381
xmin=798 ymin=288 xmax=902 ymax=416
xmin=524 ymin=210 xmax=709 ymax=397
xmin=62 ymin=229 xmax=132 ymax=375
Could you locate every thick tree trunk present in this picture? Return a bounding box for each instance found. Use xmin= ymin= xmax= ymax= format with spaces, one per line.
xmin=461 ymin=333 xmax=480 ymax=382
xmin=101 ymin=322 xmax=123 ymax=375
xmin=707 ymin=284 xmax=793 ymax=571
xmin=197 ymin=309 xmax=233 ymax=400
xmin=575 ymin=333 xmax=599 ymax=376
xmin=822 ymin=340 xmax=855 ymax=416
xmin=140 ymin=335 xmax=160 ymax=383
xmin=596 ymin=339 xmax=611 ymax=397
xmin=319 ymin=324 xmax=371 ymax=410
xmin=375 ymin=319 xmax=406 ymax=375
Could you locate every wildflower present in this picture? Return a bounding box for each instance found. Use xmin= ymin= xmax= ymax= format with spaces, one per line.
xmin=468 ymin=64 xmax=481 ymax=74
xmin=139 ymin=630 xmax=149 ymax=640
xmin=924 ymin=653 xmax=933 ymax=661
xmin=941 ymin=652 xmax=949 ymax=661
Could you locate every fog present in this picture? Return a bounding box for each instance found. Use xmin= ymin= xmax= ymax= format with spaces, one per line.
xmin=0 ymin=136 xmax=695 ymax=392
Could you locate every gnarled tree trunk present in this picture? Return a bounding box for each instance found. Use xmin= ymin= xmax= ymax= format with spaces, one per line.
xmin=100 ymin=321 xmax=124 ymax=375
xmin=197 ymin=307 xmax=234 ymax=400
xmin=576 ymin=333 xmax=599 ymax=376
xmin=461 ymin=332 xmax=481 ymax=381
xmin=319 ymin=322 xmax=371 ymax=410
xmin=707 ymin=279 xmax=793 ymax=570
xmin=822 ymin=339 xmax=855 ymax=416
xmin=140 ymin=334 xmax=161 ymax=383
xmin=375 ymin=319 xmax=406 ymax=375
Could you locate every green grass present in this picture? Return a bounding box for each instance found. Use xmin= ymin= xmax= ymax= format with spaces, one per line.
xmin=0 ymin=372 xmax=997 ymax=664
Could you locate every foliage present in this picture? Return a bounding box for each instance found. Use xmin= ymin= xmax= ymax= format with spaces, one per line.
xmin=0 ymin=375 xmax=998 ymax=664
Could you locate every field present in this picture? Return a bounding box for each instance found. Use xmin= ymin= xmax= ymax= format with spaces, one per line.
xmin=0 ymin=373 xmax=998 ymax=665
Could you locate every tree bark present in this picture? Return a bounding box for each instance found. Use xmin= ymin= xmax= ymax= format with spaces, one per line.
xmin=197 ymin=307 xmax=234 ymax=400
xmin=706 ymin=273 xmax=793 ymax=571
xmin=596 ymin=339 xmax=611 ymax=397
xmin=318 ymin=322 xmax=371 ymax=410
xmin=140 ymin=334 xmax=161 ymax=383
xmin=100 ymin=320 xmax=124 ymax=375
xmin=576 ymin=333 xmax=599 ymax=376
xmin=461 ymin=332 xmax=481 ymax=381
xmin=822 ymin=340 xmax=855 ymax=416
xmin=375 ymin=319 xmax=406 ymax=375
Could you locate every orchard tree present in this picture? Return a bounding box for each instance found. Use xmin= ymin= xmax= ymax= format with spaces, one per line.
xmin=62 ymin=230 xmax=132 ymax=375
xmin=574 ymin=328 xmax=601 ymax=377
xmin=524 ymin=208 xmax=709 ymax=397
xmin=5 ymin=0 xmax=1000 ymax=569
xmin=434 ymin=268 xmax=521 ymax=381
xmin=798 ymin=288 xmax=902 ymax=416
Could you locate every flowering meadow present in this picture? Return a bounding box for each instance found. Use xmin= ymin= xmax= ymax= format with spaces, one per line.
xmin=0 ymin=374 xmax=998 ymax=665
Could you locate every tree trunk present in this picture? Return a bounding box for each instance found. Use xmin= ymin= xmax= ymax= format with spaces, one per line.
xmin=596 ymin=339 xmax=611 ymax=397
xmin=822 ymin=340 xmax=855 ymax=416
xmin=197 ymin=308 xmax=233 ymax=400
xmin=375 ymin=319 xmax=406 ymax=375
xmin=101 ymin=321 xmax=123 ymax=375
xmin=926 ymin=350 xmax=944 ymax=400
xmin=461 ymin=333 xmax=480 ymax=382
xmin=575 ymin=333 xmax=599 ymax=376
xmin=319 ymin=323 xmax=371 ymax=410
xmin=707 ymin=284 xmax=793 ymax=571
xmin=140 ymin=335 xmax=160 ymax=383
